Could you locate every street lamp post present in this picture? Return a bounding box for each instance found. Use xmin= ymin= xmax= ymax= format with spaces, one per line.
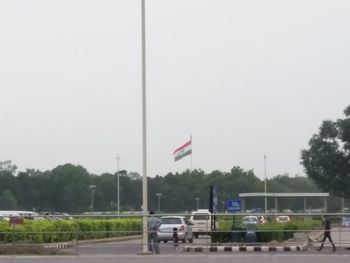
xmin=195 ymin=197 xmax=200 ymax=210
xmin=89 ymin=185 xmax=96 ymax=212
xmin=156 ymin=193 xmax=162 ymax=213
xmin=116 ymin=154 xmax=120 ymax=215
xmin=264 ymin=153 xmax=267 ymax=213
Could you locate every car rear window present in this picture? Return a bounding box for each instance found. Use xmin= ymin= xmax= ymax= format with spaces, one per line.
xmin=193 ymin=214 xmax=209 ymax=220
xmin=243 ymin=217 xmax=258 ymax=223
xmin=161 ymin=218 xmax=182 ymax=224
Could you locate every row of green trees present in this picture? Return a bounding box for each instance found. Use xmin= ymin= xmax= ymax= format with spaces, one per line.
xmin=1 ymin=105 xmax=349 ymax=214
xmin=0 ymin=161 xmax=347 ymax=213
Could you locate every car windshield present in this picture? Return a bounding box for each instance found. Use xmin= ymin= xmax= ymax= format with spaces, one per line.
xmin=161 ymin=218 xmax=182 ymax=224
xmin=193 ymin=214 xmax=209 ymax=220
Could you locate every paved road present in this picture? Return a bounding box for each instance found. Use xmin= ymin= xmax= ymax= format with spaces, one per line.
xmin=0 ymin=227 xmax=349 ymax=263
xmin=1 ymin=254 xmax=350 ymax=263
xmin=74 ymin=227 xmax=350 ymax=255
xmin=76 ymin=237 xmax=196 ymax=255
xmin=309 ymin=227 xmax=350 ymax=250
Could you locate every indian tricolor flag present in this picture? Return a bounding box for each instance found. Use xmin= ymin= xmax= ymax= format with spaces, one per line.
xmin=173 ymin=139 xmax=192 ymax=162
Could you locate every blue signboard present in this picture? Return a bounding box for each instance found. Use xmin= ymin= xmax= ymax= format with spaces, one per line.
xmin=342 ymin=216 xmax=350 ymax=226
xmin=227 ymin=199 xmax=241 ymax=213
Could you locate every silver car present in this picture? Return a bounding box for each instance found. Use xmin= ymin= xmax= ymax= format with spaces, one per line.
xmin=157 ymin=216 xmax=193 ymax=243
xmin=242 ymin=215 xmax=259 ymax=225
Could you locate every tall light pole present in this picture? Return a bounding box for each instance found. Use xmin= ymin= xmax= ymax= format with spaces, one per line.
xmin=89 ymin=185 xmax=96 ymax=212
xmin=264 ymin=153 xmax=267 ymax=213
xmin=195 ymin=197 xmax=200 ymax=210
xmin=141 ymin=0 xmax=149 ymax=254
xmin=116 ymin=154 xmax=120 ymax=215
xmin=156 ymin=193 xmax=162 ymax=213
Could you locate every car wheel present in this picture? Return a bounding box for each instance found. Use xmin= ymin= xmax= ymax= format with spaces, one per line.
xmin=164 ymin=240 xmax=168 ymax=243
xmin=189 ymin=238 xmax=193 ymax=243
xmin=182 ymin=239 xmax=186 ymax=243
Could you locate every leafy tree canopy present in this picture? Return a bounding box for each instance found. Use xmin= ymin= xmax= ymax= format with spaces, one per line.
xmin=301 ymin=105 xmax=350 ymax=198
xmin=0 ymin=160 xmax=17 ymax=174
xmin=0 ymin=190 xmax=17 ymax=210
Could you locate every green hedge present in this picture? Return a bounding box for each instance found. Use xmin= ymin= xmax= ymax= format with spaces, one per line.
xmin=212 ymin=217 xmax=321 ymax=243
xmin=0 ymin=218 xmax=142 ymax=243
xmin=257 ymin=218 xmax=320 ymax=242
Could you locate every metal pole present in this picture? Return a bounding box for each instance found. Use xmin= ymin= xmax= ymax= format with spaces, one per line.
xmin=275 ymin=197 xmax=278 ymax=212
xmin=116 ymin=154 xmax=120 ymax=215
xmin=89 ymin=185 xmax=96 ymax=212
xmin=141 ymin=0 xmax=148 ymax=254
xmin=91 ymin=189 xmax=94 ymax=212
xmin=264 ymin=153 xmax=267 ymax=213
xmin=196 ymin=197 xmax=200 ymax=210
xmin=190 ymin=135 xmax=193 ymax=171
xmin=158 ymin=195 xmax=160 ymax=212
xmin=156 ymin=193 xmax=161 ymax=213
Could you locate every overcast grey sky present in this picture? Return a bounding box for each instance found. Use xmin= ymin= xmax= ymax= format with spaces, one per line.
xmin=1 ymin=0 xmax=349 ymax=180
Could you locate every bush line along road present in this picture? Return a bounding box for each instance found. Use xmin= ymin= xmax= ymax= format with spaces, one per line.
xmin=1 ymin=214 xmax=350 ymax=255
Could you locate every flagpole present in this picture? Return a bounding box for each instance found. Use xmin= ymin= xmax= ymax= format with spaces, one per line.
xmin=190 ymin=135 xmax=193 ymax=171
xmin=141 ymin=0 xmax=149 ymax=254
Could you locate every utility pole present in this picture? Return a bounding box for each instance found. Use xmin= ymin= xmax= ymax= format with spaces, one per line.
xmin=89 ymin=185 xmax=96 ymax=212
xmin=156 ymin=193 xmax=162 ymax=213
xmin=264 ymin=153 xmax=267 ymax=213
xmin=116 ymin=154 xmax=121 ymax=215
xmin=195 ymin=197 xmax=200 ymax=210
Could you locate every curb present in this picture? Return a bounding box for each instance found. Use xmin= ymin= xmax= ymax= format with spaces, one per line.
xmin=184 ymin=245 xmax=305 ymax=253
xmin=43 ymin=243 xmax=70 ymax=249
xmin=42 ymin=235 xmax=141 ymax=249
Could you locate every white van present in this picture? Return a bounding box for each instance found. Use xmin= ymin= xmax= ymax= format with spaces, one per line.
xmin=0 ymin=210 xmax=40 ymax=220
xmin=190 ymin=209 xmax=218 ymax=238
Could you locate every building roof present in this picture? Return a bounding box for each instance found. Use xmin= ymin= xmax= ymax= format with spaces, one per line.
xmin=239 ymin=192 xmax=329 ymax=198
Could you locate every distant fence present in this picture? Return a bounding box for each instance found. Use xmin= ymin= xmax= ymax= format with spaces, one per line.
xmin=0 ymin=212 xmax=349 ymax=255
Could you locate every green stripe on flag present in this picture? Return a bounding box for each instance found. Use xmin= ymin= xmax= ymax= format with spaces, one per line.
xmin=174 ymin=149 xmax=192 ymax=162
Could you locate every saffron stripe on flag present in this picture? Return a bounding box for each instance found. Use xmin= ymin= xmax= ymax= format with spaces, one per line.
xmin=173 ymin=140 xmax=191 ymax=155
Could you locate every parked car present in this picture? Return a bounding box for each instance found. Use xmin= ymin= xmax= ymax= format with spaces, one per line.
xmin=190 ymin=210 xmax=218 ymax=238
xmin=257 ymin=215 xmax=266 ymax=224
xmin=242 ymin=215 xmax=259 ymax=225
xmin=275 ymin=215 xmax=290 ymax=223
xmin=157 ymin=216 xmax=193 ymax=243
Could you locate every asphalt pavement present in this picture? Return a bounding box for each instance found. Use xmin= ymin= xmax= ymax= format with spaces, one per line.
xmin=1 ymin=254 xmax=350 ymax=263
xmin=73 ymin=227 xmax=350 ymax=255
xmin=0 ymin=227 xmax=349 ymax=263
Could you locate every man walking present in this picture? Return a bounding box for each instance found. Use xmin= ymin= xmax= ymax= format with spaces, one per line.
xmin=147 ymin=210 xmax=162 ymax=254
xmin=317 ymin=216 xmax=336 ymax=252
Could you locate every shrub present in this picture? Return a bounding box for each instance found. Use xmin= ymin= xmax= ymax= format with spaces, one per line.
xmin=215 ymin=217 xmax=321 ymax=243
xmin=0 ymin=218 xmax=142 ymax=244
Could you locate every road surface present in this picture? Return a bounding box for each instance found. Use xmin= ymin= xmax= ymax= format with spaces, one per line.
xmin=74 ymin=227 xmax=350 ymax=255
xmin=1 ymin=254 xmax=350 ymax=263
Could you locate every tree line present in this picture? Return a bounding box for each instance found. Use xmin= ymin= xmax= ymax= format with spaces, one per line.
xmin=1 ymin=105 xmax=349 ymax=214
xmin=0 ymin=161 xmax=347 ymax=213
